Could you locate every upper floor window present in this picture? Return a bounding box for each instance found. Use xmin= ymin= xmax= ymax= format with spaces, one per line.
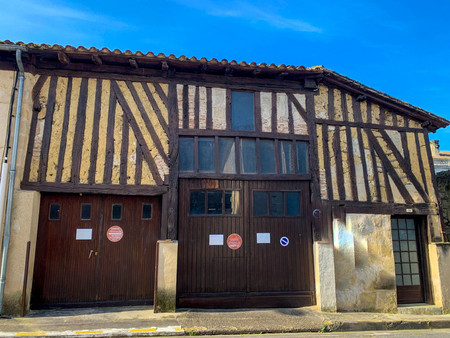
xmin=232 ymin=91 xmax=254 ymax=131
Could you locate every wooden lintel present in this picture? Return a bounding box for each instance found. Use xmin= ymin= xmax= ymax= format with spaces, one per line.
xmin=91 ymin=54 xmax=102 ymax=65
xmin=200 ymin=63 xmax=207 ymax=72
xmin=57 ymin=52 xmax=70 ymax=65
xmin=21 ymin=181 xmax=168 ymax=196
xmin=129 ymin=58 xmax=139 ymax=68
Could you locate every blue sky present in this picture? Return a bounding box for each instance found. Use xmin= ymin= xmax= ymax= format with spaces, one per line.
xmin=2 ymin=0 xmax=449 ymax=149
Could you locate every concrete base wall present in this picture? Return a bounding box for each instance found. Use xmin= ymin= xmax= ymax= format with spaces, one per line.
xmin=313 ymin=242 xmax=337 ymax=312
xmin=333 ymin=214 xmax=397 ymax=312
xmin=154 ymin=240 xmax=178 ymax=313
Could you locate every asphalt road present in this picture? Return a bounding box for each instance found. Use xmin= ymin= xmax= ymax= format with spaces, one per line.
xmin=196 ymin=329 xmax=450 ymax=337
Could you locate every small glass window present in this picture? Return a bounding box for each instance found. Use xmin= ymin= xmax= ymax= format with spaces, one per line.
xmin=112 ymin=204 xmax=122 ymax=220
xmin=49 ymin=204 xmax=60 ymax=220
xmin=286 ymin=192 xmax=300 ymax=216
xmin=253 ymin=192 xmax=268 ymax=216
xmin=240 ymin=139 xmax=257 ymax=174
xmin=219 ymin=138 xmax=236 ymax=174
xmin=207 ymin=191 xmax=222 ymax=215
xmin=179 ymin=137 xmax=194 ymax=172
xmin=296 ymin=141 xmax=309 ymax=174
xmin=198 ymin=137 xmax=215 ymax=172
xmin=260 ymin=139 xmax=276 ymax=174
xmin=224 ymin=191 xmax=240 ymax=215
xmin=81 ymin=204 xmax=91 ymax=220
xmin=190 ymin=191 xmax=205 ymax=215
xmin=269 ymin=192 xmax=284 ymax=216
xmin=142 ymin=204 xmax=152 ymax=219
xmin=232 ymin=91 xmax=254 ymax=131
xmin=279 ymin=141 xmax=294 ymax=174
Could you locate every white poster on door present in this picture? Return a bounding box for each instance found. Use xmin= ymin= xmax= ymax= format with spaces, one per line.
xmin=257 ymin=233 xmax=271 ymax=244
xmin=76 ymin=228 xmax=92 ymax=240
xmin=209 ymin=234 xmax=224 ymax=245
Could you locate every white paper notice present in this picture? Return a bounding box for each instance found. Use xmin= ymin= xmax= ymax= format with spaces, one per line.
xmin=257 ymin=233 xmax=271 ymax=244
xmin=209 ymin=234 xmax=224 ymax=246
xmin=76 ymin=228 xmax=92 ymax=240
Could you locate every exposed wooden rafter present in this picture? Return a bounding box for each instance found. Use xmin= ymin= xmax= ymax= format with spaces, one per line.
xmin=57 ymin=51 xmax=70 ymax=65
xmin=91 ymin=54 xmax=102 ymax=65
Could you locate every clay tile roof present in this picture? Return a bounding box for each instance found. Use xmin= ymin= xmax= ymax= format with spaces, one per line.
xmin=0 ymin=40 xmax=448 ymax=129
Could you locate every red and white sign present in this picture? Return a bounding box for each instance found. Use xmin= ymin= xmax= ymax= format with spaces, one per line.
xmin=107 ymin=226 xmax=123 ymax=242
xmin=227 ymin=233 xmax=242 ymax=250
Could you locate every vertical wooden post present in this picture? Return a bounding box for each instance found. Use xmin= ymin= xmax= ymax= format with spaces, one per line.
xmin=167 ymin=81 xmax=179 ymax=240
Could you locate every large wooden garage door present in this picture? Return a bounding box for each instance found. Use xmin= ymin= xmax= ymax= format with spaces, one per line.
xmin=178 ymin=179 xmax=314 ymax=308
xmin=31 ymin=194 xmax=160 ymax=308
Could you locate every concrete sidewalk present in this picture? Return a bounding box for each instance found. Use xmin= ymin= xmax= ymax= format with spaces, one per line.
xmin=1 ymin=306 xmax=450 ymax=337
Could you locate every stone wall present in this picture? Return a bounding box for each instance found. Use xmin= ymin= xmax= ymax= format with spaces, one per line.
xmin=436 ymin=170 xmax=450 ymax=240
xmin=333 ymin=214 xmax=397 ymax=312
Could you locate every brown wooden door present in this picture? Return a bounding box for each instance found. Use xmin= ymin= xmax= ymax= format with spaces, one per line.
xmin=177 ymin=179 xmax=314 ymax=308
xmin=32 ymin=194 xmax=160 ymax=308
xmin=392 ymin=217 xmax=426 ymax=304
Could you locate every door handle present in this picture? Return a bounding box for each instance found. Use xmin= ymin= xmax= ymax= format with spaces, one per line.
xmin=88 ymin=249 xmax=94 ymax=259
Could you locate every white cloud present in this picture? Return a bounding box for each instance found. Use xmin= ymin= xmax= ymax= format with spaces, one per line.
xmin=171 ymin=0 xmax=321 ymax=33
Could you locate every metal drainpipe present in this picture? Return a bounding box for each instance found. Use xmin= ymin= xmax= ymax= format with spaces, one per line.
xmin=0 ymin=45 xmax=27 ymax=314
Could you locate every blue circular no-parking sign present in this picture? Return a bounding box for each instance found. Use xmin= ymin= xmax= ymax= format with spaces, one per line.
xmin=280 ymin=236 xmax=289 ymax=247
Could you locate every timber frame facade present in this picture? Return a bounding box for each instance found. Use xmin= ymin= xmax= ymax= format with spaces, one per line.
xmin=0 ymin=41 xmax=449 ymax=315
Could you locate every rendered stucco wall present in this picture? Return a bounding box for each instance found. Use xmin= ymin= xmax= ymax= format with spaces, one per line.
xmin=1 ymin=72 xmax=40 ymax=316
xmin=334 ymin=214 xmax=397 ymax=312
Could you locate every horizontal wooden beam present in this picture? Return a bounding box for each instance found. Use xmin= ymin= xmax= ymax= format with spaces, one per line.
xmin=178 ymin=128 xmax=310 ymax=140
xmin=21 ymin=182 xmax=168 ymax=196
xmin=325 ymin=200 xmax=438 ymax=215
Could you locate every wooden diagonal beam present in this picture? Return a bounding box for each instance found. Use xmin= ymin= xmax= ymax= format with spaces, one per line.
xmin=377 ymin=129 xmax=429 ymax=203
xmin=111 ymin=80 xmax=163 ymax=185
xmin=286 ymin=93 xmax=307 ymax=122
xmin=366 ymin=129 xmax=414 ymax=204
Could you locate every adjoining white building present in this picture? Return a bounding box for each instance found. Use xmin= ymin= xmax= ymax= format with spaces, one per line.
xmin=430 ymin=140 xmax=450 ymax=173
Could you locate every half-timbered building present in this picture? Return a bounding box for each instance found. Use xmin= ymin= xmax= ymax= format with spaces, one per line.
xmin=0 ymin=41 xmax=449 ymax=316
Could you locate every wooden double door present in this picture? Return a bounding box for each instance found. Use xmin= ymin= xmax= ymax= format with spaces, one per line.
xmin=32 ymin=193 xmax=160 ymax=308
xmin=178 ymin=179 xmax=315 ymax=308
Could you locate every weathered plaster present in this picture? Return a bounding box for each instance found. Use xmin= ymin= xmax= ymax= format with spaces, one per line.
xmin=292 ymin=93 xmax=307 ymax=135
xmin=95 ymin=80 xmax=110 ymax=184
xmin=345 ymin=93 xmax=354 ymax=122
xmin=314 ymin=84 xmax=328 ymax=119
xmin=334 ymin=214 xmax=397 ymax=312
xmin=260 ymin=91 xmax=272 ymax=132
xmin=352 ymin=127 xmax=367 ymax=201
xmin=276 ymin=93 xmax=289 ymax=133
xmin=212 ymin=88 xmax=226 ymax=130
xmin=198 ymin=86 xmax=207 ymax=129
xmin=154 ymin=240 xmax=178 ymax=313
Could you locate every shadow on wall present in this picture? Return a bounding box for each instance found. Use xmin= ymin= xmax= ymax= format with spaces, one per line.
xmin=436 ymin=170 xmax=450 ymax=241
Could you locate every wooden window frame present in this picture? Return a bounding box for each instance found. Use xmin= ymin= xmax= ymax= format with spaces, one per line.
xmin=48 ymin=203 xmax=61 ymax=221
xmin=188 ymin=189 xmax=242 ymax=217
xmin=80 ymin=203 xmax=92 ymax=221
xmin=230 ymin=90 xmax=256 ymax=132
xmin=111 ymin=203 xmax=123 ymax=221
xmin=141 ymin=203 xmax=153 ymax=220
xmin=252 ymin=190 xmax=303 ymax=218
xmin=179 ymin=134 xmax=311 ymax=180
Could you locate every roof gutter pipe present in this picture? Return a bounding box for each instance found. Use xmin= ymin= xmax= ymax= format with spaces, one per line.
xmin=0 ymin=45 xmax=27 ymax=315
